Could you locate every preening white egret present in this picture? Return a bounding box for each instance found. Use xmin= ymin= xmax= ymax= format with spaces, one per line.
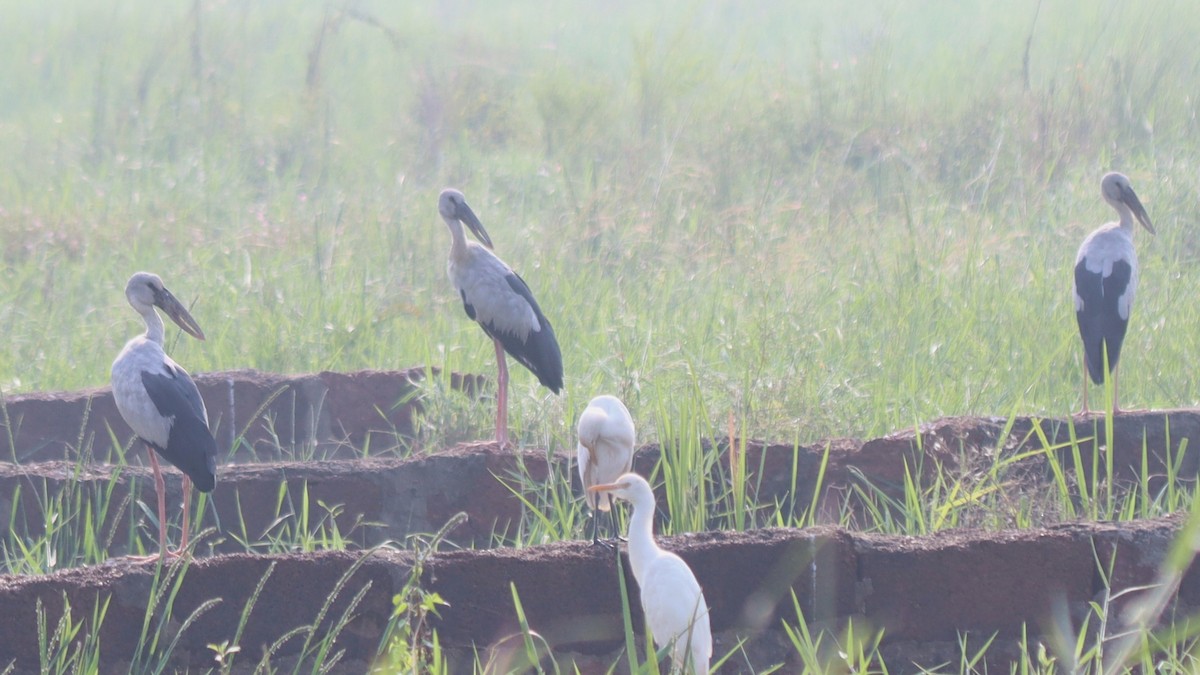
xmin=577 ymin=395 xmax=635 ymax=546
xmin=1073 ymin=172 xmax=1155 ymax=413
xmin=589 ymin=473 xmax=712 ymax=674
xmin=111 ymin=272 xmax=216 ymax=560
xmin=438 ymin=188 xmax=564 ymax=445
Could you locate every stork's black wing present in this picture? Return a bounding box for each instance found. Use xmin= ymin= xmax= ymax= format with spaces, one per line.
xmin=478 ymin=273 xmax=564 ymax=393
xmin=142 ymin=367 xmax=218 ymax=492
xmin=1074 ymin=259 xmax=1133 ymax=385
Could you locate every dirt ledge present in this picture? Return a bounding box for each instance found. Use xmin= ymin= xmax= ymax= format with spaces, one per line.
xmin=4 ymin=375 xmax=1200 ymax=671
xmin=0 ymin=368 xmax=483 ymax=464
xmin=0 ymin=516 xmax=1194 ymax=673
xmin=4 ymin=408 xmax=1200 ymax=552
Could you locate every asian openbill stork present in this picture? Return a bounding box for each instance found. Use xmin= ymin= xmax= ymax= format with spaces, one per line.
xmin=577 ymin=395 xmax=635 ymax=547
xmin=111 ymin=272 xmax=217 ymax=560
xmin=589 ymin=473 xmax=712 ymax=674
xmin=1073 ymin=172 xmax=1155 ymax=413
xmin=438 ymin=188 xmax=563 ymax=445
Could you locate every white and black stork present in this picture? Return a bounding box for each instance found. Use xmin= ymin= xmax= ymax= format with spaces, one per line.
xmin=438 ymin=189 xmax=564 ymax=445
xmin=111 ymin=272 xmax=217 ymax=560
xmin=1073 ymin=172 xmax=1155 ymax=413
xmin=576 ymin=394 xmax=635 ymax=547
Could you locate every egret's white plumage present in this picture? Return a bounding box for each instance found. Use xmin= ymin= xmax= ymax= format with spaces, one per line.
xmin=589 ymin=473 xmax=712 ymax=674
xmin=111 ymin=272 xmax=216 ymax=560
xmin=1072 ymin=172 xmax=1155 ymax=413
xmin=576 ymin=395 xmax=635 ymax=546
xmin=438 ymin=189 xmax=563 ymax=446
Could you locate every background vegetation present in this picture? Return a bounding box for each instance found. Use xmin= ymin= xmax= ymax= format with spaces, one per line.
xmin=2 ymin=0 xmax=1199 ymax=448
xmin=4 ymin=1 xmax=1200 ymax=670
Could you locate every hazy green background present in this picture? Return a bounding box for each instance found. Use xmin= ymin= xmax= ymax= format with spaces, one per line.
xmin=2 ymin=0 xmax=1198 ymax=447
xmin=5 ymin=6 xmax=1200 ymax=669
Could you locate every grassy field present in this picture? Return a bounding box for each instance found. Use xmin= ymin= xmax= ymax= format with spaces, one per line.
xmin=2 ymin=0 xmax=1199 ymax=447
xmin=4 ymin=0 xmax=1200 ymax=671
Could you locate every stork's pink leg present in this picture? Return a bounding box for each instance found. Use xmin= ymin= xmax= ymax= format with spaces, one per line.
xmin=147 ymin=448 xmax=174 ymax=559
xmin=1080 ymin=356 xmax=1090 ymax=415
xmin=1113 ymin=368 xmax=1121 ymax=414
xmin=493 ymin=337 xmax=509 ymax=446
xmin=176 ymin=476 xmax=193 ymax=555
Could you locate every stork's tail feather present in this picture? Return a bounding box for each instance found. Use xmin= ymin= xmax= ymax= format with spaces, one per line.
xmin=494 ymin=320 xmax=563 ymax=394
xmin=525 ymin=322 xmax=563 ymax=393
xmin=157 ymin=415 xmax=218 ymax=493
xmin=1083 ymin=336 xmax=1124 ymax=387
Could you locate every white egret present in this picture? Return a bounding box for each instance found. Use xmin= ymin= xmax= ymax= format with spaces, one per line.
xmin=589 ymin=473 xmax=712 ymax=674
xmin=577 ymin=395 xmax=635 ymax=546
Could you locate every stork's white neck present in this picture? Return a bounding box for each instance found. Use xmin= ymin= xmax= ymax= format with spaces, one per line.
xmin=1107 ymin=197 xmax=1136 ymax=233
xmin=139 ymin=305 xmax=165 ymax=345
xmin=443 ymin=214 xmax=470 ymax=264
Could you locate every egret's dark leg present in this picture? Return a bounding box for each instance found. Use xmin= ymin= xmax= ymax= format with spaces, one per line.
xmin=493 ymin=338 xmax=509 ymax=446
xmin=589 ymin=497 xmax=615 ymax=550
xmin=589 ymin=505 xmax=603 ymax=546
xmin=609 ymin=495 xmax=627 ymax=543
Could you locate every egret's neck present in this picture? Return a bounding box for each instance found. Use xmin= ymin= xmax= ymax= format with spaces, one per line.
xmin=443 ymin=215 xmax=470 ymax=263
xmin=141 ymin=306 xmax=165 ymax=345
xmin=625 ymin=493 xmax=660 ymax=584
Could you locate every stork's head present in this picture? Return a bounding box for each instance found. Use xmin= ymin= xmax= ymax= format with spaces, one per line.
xmin=587 ymin=472 xmax=654 ymax=507
xmin=438 ymin=188 xmax=494 ymax=249
xmin=1101 ymin=172 xmax=1155 ymax=234
xmin=125 ymin=272 xmax=206 ymax=340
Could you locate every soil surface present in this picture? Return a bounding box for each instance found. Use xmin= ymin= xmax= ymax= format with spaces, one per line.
xmin=0 ymin=517 xmax=1193 ymax=673
xmin=2 ymin=371 xmax=1199 ymax=672
xmin=0 ymin=367 xmax=483 ymax=465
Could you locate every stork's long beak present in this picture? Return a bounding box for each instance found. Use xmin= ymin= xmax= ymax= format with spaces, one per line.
xmin=588 ymin=483 xmax=620 ymax=493
xmin=457 ymin=202 xmax=495 ymax=250
xmin=156 ymin=287 xmax=206 ymax=340
xmin=1122 ymin=185 xmax=1155 ymax=235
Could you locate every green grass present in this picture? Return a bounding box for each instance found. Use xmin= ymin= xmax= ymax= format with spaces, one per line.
xmin=20 ymin=549 xmax=391 ymax=675
xmin=5 ymin=0 xmax=1200 ymax=672
xmin=1 ymin=0 xmax=1199 ymax=445
xmin=0 ymin=445 xmax=380 ymax=572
